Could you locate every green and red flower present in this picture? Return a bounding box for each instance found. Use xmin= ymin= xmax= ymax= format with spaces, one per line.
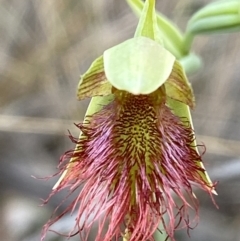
xmin=42 ymin=0 xmax=216 ymax=240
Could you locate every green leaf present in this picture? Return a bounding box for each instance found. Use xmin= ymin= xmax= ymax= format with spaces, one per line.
xmin=77 ymin=55 xmax=112 ymax=100
xmin=103 ymin=37 xmax=175 ymax=95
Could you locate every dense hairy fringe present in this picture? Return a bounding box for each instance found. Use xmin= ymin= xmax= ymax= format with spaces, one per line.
xmin=41 ymin=93 xmax=216 ymax=241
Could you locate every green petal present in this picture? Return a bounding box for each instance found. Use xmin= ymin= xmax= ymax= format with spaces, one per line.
xmin=103 ymin=36 xmax=175 ymax=95
xmin=166 ymin=98 xmax=215 ymax=193
xmin=77 ymin=55 xmax=112 ymax=100
xmin=165 ymin=60 xmax=195 ymax=108
xmin=126 ymin=0 xmax=184 ymax=58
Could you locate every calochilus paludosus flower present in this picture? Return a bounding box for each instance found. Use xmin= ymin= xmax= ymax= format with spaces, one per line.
xmin=42 ymin=0 xmax=217 ymax=240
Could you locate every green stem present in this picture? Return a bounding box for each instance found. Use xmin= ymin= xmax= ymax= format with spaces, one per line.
xmin=182 ymin=32 xmax=195 ymax=55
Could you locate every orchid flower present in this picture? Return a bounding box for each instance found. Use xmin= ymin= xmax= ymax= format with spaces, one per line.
xmin=42 ymin=0 xmax=217 ymax=240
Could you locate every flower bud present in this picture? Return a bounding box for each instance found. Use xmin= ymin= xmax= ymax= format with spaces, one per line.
xmin=187 ymin=0 xmax=240 ymax=35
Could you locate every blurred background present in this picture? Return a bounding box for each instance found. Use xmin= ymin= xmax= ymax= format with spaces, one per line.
xmin=0 ymin=0 xmax=240 ymax=240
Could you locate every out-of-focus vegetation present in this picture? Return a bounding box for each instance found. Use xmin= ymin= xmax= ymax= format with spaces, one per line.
xmin=0 ymin=0 xmax=240 ymax=240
